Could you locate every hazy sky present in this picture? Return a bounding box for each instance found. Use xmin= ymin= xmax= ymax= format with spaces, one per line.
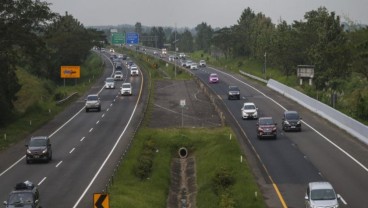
xmin=45 ymin=0 xmax=368 ymax=28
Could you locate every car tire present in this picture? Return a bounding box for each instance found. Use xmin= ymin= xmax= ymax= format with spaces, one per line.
xmin=98 ymin=107 xmax=101 ymax=112
xmin=86 ymin=108 xmax=89 ymax=112
xmin=26 ymin=159 xmax=30 ymax=164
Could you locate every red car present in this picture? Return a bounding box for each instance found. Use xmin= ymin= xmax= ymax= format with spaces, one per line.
xmin=256 ymin=117 xmax=277 ymax=139
xmin=209 ymin=73 xmax=219 ymax=83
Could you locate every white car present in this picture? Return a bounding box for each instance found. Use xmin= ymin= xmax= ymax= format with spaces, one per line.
xmin=305 ymin=182 xmax=341 ymax=208
xmin=241 ymin=102 xmax=258 ymax=119
xmin=114 ymin=71 xmax=123 ymax=80
xmin=168 ymin=55 xmax=175 ymax=61
xmin=190 ymin=63 xmax=198 ymax=70
xmin=121 ymin=83 xmax=132 ymax=96
xmin=130 ymin=65 xmax=139 ymax=76
xmin=199 ymin=60 xmax=206 ymax=67
xmin=104 ymin=77 xmax=115 ymax=89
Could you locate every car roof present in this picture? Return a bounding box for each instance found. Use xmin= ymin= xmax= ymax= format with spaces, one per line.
xmin=309 ymin=181 xmax=334 ymax=190
xmin=210 ymin=73 xmax=217 ymax=76
xmin=285 ymin=110 xmax=298 ymax=115
xmin=243 ymin=102 xmax=255 ymax=106
xmin=30 ymin=136 xmax=47 ymax=140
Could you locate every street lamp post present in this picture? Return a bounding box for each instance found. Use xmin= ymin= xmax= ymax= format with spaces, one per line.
xmin=264 ymin=52 xmax=267 ymax=79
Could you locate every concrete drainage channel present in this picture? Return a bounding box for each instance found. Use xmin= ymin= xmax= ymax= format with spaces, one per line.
xmin=167 ymin=147 xmax=197 ymax=208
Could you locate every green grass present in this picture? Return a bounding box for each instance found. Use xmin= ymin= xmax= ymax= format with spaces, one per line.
xmin=0 ymin=52 xmax=103 ymax=150
xmin=109 ymin=128 xmax=266 ymax=208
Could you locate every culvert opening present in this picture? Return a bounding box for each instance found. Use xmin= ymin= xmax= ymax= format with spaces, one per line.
xmin=178 ymin=147 xmax=188 ymax=158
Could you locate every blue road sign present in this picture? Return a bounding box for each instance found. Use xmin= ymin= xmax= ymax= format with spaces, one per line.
xmin=126 ymin=32 xmax=139 ymax=44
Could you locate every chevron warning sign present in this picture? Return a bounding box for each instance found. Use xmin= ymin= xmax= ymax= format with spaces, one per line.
xmin=94 ymin=193 xmax=109 ymax=208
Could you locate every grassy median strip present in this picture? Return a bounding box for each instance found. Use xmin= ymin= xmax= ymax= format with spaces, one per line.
xmin=109 ymin=127 xmax=266 ymax=208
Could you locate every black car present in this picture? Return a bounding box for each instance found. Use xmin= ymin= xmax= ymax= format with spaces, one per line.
xmin=228 ymin=85 xmax=240 ymax=100
xmin=282 ymin=110 xmax=302 ymax=131
xmin=25 ymin=136 xmax=52 ymax=163
xmin=4 ymin=181 xmax=41 ymax=208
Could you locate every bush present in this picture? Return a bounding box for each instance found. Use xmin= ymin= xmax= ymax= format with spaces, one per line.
xmin=134 ymin=138 xmax=156 ymax=180
xmin=212 ymin=167 xmax=235 ymax=195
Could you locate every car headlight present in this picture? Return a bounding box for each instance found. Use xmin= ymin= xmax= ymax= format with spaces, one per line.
xmin=42 ymin=149 xmax=48 ymax=154
xmin=284 ymin=121 xmax=290 ymax=125
xmin=27 ymin=149 xmax=31 ymax=154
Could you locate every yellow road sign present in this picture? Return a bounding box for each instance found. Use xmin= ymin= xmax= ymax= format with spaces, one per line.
xmin=93 ymin=193 xmax=109 ymax=208
xmin=60 ymin=66 xmax=80 ymax=78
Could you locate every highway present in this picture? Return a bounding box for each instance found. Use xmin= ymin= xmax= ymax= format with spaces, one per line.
xmin=0 ymin=51 xmax=146 ymax=208
xmin=144 ymin=47 xmax=367 ymax=208
xmin=185 ymin=59 xmax=366 ymax=208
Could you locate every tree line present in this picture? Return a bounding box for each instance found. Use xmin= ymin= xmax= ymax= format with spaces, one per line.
xmin=130 ymin=7 xmax=368 ymax=122
xmin=0 ymin=0 xmax=107 ymax=126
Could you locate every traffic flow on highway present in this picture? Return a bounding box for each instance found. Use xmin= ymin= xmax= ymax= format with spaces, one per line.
xmin=1 ymin=45 xmax=367 ymax=208
xmin=0 ymin=48 xmax=145 ymax=208
xmin=133 ymin=45 xmax=368 ymax=208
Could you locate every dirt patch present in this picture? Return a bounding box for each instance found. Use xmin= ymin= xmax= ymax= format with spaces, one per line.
xmin=149 ymin=79 xmax=222 ymax=128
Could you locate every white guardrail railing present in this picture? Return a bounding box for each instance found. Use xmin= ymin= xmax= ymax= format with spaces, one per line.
xmin=239 ymin=70 xmax=368 ymax=145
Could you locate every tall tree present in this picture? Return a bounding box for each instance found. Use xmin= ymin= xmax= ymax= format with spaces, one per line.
xmin=0 ymin=0 xmax=55 ymax=126
xmin=45 ymin=13 xmax=105 ymax=82
xmin=294 ymin=7 xmax=352 ymax=90
xmin=195 ymin=22 xmax=213 ymax=52
xmin=177 ymin=29 xmax=194 ymax=52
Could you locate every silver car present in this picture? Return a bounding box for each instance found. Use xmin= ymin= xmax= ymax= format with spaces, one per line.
xmin=85 ymin=94 xmax=101 ymax=112
xmin=305 ymin=181 xmax=340 ymax=208
xmin=104 ymin=77 xmax=115 ymax=89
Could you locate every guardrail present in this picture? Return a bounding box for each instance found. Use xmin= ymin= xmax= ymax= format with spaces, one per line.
xmin=239 ymin=70 xmax=368 ymax=145
xmin=55 ymin=92 xmax=79 ymax=105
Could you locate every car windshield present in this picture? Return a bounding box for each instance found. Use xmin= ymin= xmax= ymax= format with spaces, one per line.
xmin=259 ymin=118 xmax=274 ymax=125
xmin=29 ymin=138 xmax=46 ymax=147
xmin=87 ymin=95 xmax=98 ymax=101
xmin=106 ymin=78 xmax=114 ymax=83
xmin=210 ymin=74 xmax=217 ymax=78
xmin=115 ymin=71 xmax=122 ymax=74
xmin=244 ymin=105 xmax=255 ymax=110
xmin=230 ymin=86 xmax=239 ymax=91
xmin=286 ymin=112 xmax=299 ymax=120
xmin=122 ymin=84 xmax=130 ymax=88
xmin=8 ymin=192 xmax=34 ymax=205
xmin=311 ymin=189 xmax=336 ymax=200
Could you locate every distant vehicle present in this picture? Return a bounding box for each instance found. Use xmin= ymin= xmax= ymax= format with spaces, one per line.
xmin=130 ymin=65 xmax=139 ymax=76
xmin=115 ymin=62 xmax=123 ymax=70
xmin=241 ymin=102 xmax=258 ymax=119
xmin=179 ymin=53 xmax=186 ymax=59
xmin=110 ymin=48 xmax=115 ymax=53
xmin=25 ymin=136 xmax=52 ymax=164
xmin=190 ymin=63 xmax=198 ymax=70
xmin=168 ymin=55 xmax=175 ymax=62
xmin=113 ymin=71 xmax=123 ymax=80
xmin=282 ymin=110 xmax=302 ymax=131
xmin=161 ymin=48 xmax=167 ymax=55
xmin=104 ymin=77 xmax=115 ymax=89
xmin=228 ymin=85 xmax=240 ymax=100
xmin=256 ymin=117 xmax=277 ymax=139
xmin=180 ymin=60 xmax=186 ymax=67
xmin=85 ymin=94 xmax=101 ymax=112
xmin=185 ymin=60 xmax=193 ymax=68
xmin=4 ymin=181 xmax=41 ymax=208
xmin=199 ymin=60 xmax=206 ymax=67
xmin=209 ymin=73 xmax=219 ymax=83
xmin=121 ymin=83 xmax=132 ymax=96
xmin=305 ymin=181 xmax=341 ymax=208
